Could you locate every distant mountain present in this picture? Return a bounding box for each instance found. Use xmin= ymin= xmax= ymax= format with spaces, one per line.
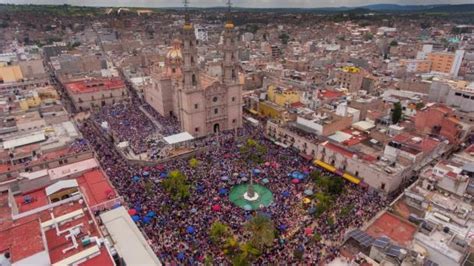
xmin=361 ymin=4 xmax=445 ymax=11
xmin=1 ymin=3 xmax=474 ymax=14
xmin=219 ymin=4 xmax=474 ymax=14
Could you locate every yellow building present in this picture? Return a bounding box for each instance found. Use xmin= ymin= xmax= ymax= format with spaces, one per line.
xmin=37 ymin=86 xmax=60 ymax=100
xmin=341 ymin=66 xmax=361 ymax=73
xmin=267 ymin=85 xmax=300 ymax=107
xmin=19 ymin=91 xmax=42 ymax=111
xmin=0 ymin=65 xmax=23 ymax=83
xmin=258 ymin=101 xmax=290 ymax=121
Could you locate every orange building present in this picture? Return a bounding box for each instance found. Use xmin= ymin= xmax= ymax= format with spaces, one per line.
xmin=427 ymin=52 xmax=456 ymax=74
xmin=414 ymin=104 xmax=464 ymax=144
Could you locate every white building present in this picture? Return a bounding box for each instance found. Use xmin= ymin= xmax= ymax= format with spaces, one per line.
xmin=194 ymin=25 xmax=208 ymax=42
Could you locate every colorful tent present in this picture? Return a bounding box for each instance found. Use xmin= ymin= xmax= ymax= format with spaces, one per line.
xmin=291 ymin=178 xmax=300 ymax=184
xmin=186 ymin=226 xmax=195 ymax=234
xmin=131 ymin=215 xmax=141 ymax=222
xmin=219 ymin=188 xmax=228 ymax=195
xmin=128 ymin=209 xmax=137 ymax=215
xmin=212 ymin=205 xmax=221 ymax=212
xmin=143 ymin=216 xmax=152 ymax=224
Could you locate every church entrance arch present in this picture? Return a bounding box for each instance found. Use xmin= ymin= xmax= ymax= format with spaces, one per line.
xmin=213 ymin=123 xmax=220 ymax=133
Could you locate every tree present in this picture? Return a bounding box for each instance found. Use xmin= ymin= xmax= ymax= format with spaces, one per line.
xmin=391 ymin=102 xmax=402 ymax=124
xmin=364 ymin=32 xmax=373 ymax=41
xmin=245 ymin=214 xmax=275 ymax=251
xmin=279 ymin=33 xmax=290 ymax=45
xmin=144 ymin=179 xmax=154 ymax=196
xmin=312 ymin=172 xmax=344 ymax=196
xmin=240 ymin=138 xmax=267 ymax=165
xmin=314 ymin=192 xmax=332 ymax=217
xmin=161 ymin=170 xmax=190 ymax=201
xmin=389 ymin=40 xmax=398 ymax=46
xmin=223 ymin=236 xmax=240 ymax=257
xmin=210 ymin=221 xmax=230 ymax=244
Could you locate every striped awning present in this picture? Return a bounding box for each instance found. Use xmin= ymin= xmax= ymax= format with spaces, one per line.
xmin=314 ymin=160 xmax=336 ymax=173
xmin=247 ymin=109 xmax=258 ymax=115
xmin=342 ymin=173 xmax=361 ymax=185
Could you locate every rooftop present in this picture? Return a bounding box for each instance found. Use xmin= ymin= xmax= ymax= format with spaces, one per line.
xmin=65 ymin=78 xmax=125 ymax=94
xmin=365 ymin=212 xmax=417 ymax=247
xmin=76 ymin=169 xmax=116 ymax=206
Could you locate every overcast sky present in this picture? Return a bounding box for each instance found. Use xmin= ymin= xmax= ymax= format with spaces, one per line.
xmin=0 ymin=0 xmax=471 ymax=8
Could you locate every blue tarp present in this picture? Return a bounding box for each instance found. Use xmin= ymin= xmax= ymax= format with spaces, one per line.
xmin=282 ymin=191 xmax=290 ymax=198
xmin=133 ymin=176 xmax=140 ymax=182
xmin=146 ymin=211 xmax=156 ymax=217
xmin=177 ymin=252 xmax=185 ymax=260
xmin=131 ymin=215 xmax=141 ymax=222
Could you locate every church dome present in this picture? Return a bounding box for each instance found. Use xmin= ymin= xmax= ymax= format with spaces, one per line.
xmin=166 ymin=39 xmax=183 ymax=60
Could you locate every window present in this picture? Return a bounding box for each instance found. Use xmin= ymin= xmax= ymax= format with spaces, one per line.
xmin=232 ymin=97 xmax=235 ymax=102
xmin=195 ymin=127 xmax=199 ymax=132
xmin=213 ymin=97 xmax=218 ymax=102
xmin=214 ymin=108 xmax=218 ymax=114
xmin=192 ymin=74 xmax=197 ymax=86
xmin=381 ymin=183 xmax=386 ymax=191
xmin=232 ymin=119 xmax=236 ymax=123
xmin=194 ymin=103 xmax=199 ymax=109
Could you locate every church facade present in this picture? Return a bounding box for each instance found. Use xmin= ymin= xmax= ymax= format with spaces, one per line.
xmin=145 ymin=14 xmax=243 ymax=137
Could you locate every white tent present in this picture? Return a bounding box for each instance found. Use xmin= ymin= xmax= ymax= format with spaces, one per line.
xmin=163 ymin=132 xmax=194 ymax=145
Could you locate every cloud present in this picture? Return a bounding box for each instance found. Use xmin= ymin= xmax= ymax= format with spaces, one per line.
xmin=0 ymin=0 xmax=471 ymax=8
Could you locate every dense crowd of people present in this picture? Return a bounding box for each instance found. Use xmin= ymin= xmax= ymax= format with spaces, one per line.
xmin=80 ymin=113 xmax=388 ymax=264
xmin=141 ymin=104 xmax=181 ymax=136
xmin=93 ymin=103 xmax=159 ymax=155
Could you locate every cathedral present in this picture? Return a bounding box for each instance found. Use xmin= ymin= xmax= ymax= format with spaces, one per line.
xmin=145 ymin=7 xmax=243 ymax=138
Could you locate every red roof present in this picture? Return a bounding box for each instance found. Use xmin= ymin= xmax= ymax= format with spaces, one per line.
xmin=77 ymin=170 xmax=116 ymax=206
xmin=325 ymin=142 xmax=355 ymax=158
xmin=319 ymin=90 xmax=344 ymax=99
xmin=290 ymin=102 xmax=305 ymax=108
xmin=365 ymin=212 xmax=417 ymax=247
xmin=15 ymin=189 xmax=49 ymax=213
xmin=0 ymin=188 xmax=114 ymax=265
xmin=0 ymin=219 xmax=44 ymax=262
xmin=65 ymin=78 xmax=125 ymax=94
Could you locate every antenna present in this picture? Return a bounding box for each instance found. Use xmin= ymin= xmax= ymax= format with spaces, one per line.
xmin=184 ymin=0 xmax=190 ymax=24
xmin=226 ymin=0 xmax=232 ymax=24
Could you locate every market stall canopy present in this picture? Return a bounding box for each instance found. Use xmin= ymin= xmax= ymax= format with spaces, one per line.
xmin=163 ymin=132 xmax=194 ymax=145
